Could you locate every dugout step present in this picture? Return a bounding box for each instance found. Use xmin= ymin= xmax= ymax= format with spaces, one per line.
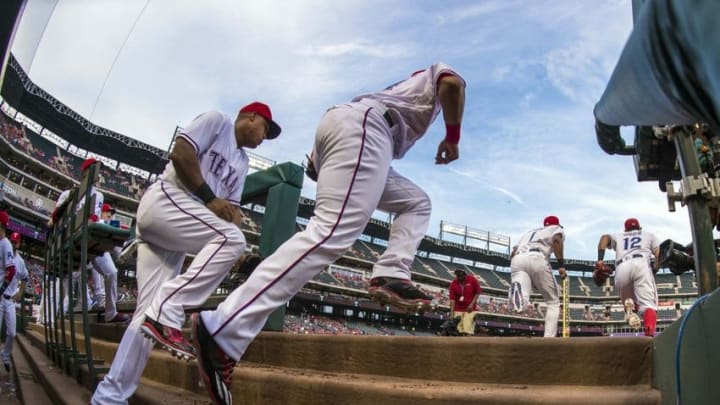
xmin=22 ymin=325 xmax=211 ymax=404
xmin=42 ymin=322 xmax=655 ymax=386
xmin=25 ymin=322 xmax=660 ymax=403
xmin=230 ymin=362 xmax=660 ymax=405
xmin=241 ymin=332 xmax=654 ymax=387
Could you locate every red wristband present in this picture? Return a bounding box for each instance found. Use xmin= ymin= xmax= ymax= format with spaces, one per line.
xmin=445 ymin=123 xmax=461 ymax=144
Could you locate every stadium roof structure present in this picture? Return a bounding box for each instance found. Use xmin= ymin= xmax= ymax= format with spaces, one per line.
xmin=1 ymin=54 xmax=169 ymax=174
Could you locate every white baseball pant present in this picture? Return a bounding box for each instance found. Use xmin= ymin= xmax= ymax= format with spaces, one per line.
xmin=93 ymin=180 xmax=244 ymax=404
xmin=90 ymin=251 xmax=119 ymax=320
xmin=201 ymin=100 xmax=432 ymax=361
xmin=0 ymin=297 xmax=16 ymax=365
xmin=510 ymin=252 xmax=561 ymax=337
xmin=614 ymin=256 xmax=658 ymax=313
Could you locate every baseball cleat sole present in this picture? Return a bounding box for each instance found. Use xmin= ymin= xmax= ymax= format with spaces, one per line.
xmin=140 ymin=322 xmax=196 ymax=360
xmin=368 ymin=288 xmax=432 ymax=314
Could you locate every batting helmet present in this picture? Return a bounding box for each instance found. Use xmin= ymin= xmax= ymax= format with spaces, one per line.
xmin=9 ymin=232 xmax=20 ymax=243
xmin=543 ymin=215 xmax=560 ymax=226
xmin=624 ymin=218 xmax=640 ymax=231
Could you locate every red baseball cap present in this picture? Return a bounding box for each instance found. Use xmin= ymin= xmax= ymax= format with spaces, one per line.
xmin=81 ymin=158 xmax=98 ymax=171
xmin=102 ymin=203 xmax=116 ymax=214
xmin=624 ymin=218 xmax=640 ymax=231
xmin=9 ymin=232 xmax=20 ymax=243
xmin=0 ymin=211 xmax=9 ymax=228
xmin=240 ymin=102 xmax=281 ymax=139
xmin=543 ymin=215 xmax=560 ymax=226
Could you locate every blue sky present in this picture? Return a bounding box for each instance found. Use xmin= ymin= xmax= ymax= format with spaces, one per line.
xmin=10 ymin=0 xmax=696 ymax=260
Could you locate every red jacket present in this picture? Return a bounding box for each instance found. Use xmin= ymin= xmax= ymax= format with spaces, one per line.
xmin=449 ymin=274 xmax=481 ymax=312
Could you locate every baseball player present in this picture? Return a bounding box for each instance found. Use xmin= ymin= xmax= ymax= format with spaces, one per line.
xmin=91 ymin=101 xmax=280 ymax=405
xmin=51 ymin=158 xmax=128 ymax=324
xmin=597 ymin=218 xmax=660 ymax=336
xmin=191 ymin=62 xmax=466 ymax=404
xmin=1 ymin=232 xmax=29 ymax=372
xmin=449 ymin=269 xmax=481 ymax=336
xmin=508 ymin=216 xmax=567 ymax=338
xmin=0 ymin=212 xmax=19 ymax=372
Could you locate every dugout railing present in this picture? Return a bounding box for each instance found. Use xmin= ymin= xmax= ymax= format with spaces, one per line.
xmin=41 ymin=160 xmax=303 ymax=389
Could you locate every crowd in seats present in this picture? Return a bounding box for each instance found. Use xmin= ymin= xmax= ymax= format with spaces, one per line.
xmin=0 ymin=111 xmax=153 ymax=200
xmin=283 ymin=314 xmax=371 ymax=336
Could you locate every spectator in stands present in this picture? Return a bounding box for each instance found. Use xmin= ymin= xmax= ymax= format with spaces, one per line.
xmin=448 ymin=269 xmax=481 ymax=336
xmin=597 ymin=218 xmax=660 ymax=337
xmin=92 ymin=101 xmax=280 ymax=405
xmin=508 ymin=216 xmax=566 ymax=337
xmin=1 ymin=231 xmax=29 ymax=372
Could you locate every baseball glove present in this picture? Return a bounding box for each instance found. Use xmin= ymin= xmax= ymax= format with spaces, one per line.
xmin=304 ymin=154 xmax=318 ymax=182
xmin=592 ymin=262 xmax=614 ymax=287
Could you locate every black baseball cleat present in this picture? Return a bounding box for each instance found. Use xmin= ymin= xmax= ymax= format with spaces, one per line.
xmin=140 ymin=318 xmax=195 ymax=360
xmin=191 ymin=313 xmax=236 ymax=405
xmin=368 ymin=277 xmax=432 ymax=314
xmin=2 ymin=361 xmax=9 ymax=372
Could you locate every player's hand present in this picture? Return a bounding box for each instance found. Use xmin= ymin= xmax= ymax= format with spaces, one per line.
xmin=559 ymin=267 xmax=567 ymax=280
xmin=435 ymin=140 xmax=459 ymax=164
xmin=206 ymin=198 xmax=235 ymax=222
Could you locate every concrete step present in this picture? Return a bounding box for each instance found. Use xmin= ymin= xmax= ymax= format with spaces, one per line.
xmin=20 ymin=327 xmax=210 ymax=404
xmin=41 ymin=321 xmax=654 ymax=386
xmin=229 ymin=363 xmax=660 ymax=405
xmin=241 ymin=333 xmax=654 ymax=386
xmin=26 ymin=322 xmax=661 ymax=404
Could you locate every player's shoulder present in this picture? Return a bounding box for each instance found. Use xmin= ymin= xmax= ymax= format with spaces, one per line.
xmin=195 ymin=110 xmax=230 ymax=124
xmin=430 ymin=62 xmax=465 ymax=83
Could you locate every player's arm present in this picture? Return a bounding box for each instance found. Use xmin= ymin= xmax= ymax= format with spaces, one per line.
xmin=448 ymin=286 xmax=457 ymax=318
xmin=596 ymin=234 xmax=612 ymax=265
xmin=0 ymin=249 xmax=16 ymax=296
xmin=651 ymin=246 xmax=661 ymax=271
xmin=552 ymin=234 xmax=566 ymax=279
xmin=435 ymin=74 xmax=465 ymax=165
xmin=171 ymin=138 xmax=234 ymax=221
xmin=231 ymin=206 xmax=246 ymax=228
xmin=466 ymin=277 xmax=480 ymax=312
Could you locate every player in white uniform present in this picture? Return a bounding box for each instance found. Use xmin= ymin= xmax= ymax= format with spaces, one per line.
xmin=1 ymin=232 xmax=29 ymax=372
xmin=51 ymin=158 xmax=127 ymax=323
xmin=508 ymin=215 xmax=567 ymax=338
xmin=0 ymin=212 xmax=18 ymax=372
xmin=91 ymin=101 xmax=280 ymax=405
xmin=597 ymin=218 xmax=660 ymax=336
xmin=191 ymin=62 xmax=466 ymax=404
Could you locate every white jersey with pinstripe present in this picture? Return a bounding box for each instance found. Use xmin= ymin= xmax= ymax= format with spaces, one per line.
xmin=514 ymin=225 xmax=564 ymax=260
xmin=161 ymin=111 xmax=248 ymax=206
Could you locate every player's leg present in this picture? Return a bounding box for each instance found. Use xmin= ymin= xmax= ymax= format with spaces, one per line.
xmin=632 ymin=262 xmax=659 ymax=336
xmin=92 ymin=242 xmax=185 ymax=404
xmin=89 ymin=266 xmax=105 ymax=310
xmin=370 ymin=167 xmax=432 ymax=311
xmin=92 ymin=253 xmax=125 ymax=322
xmin=0 ymin=300 xmax=15 ymax=370
xmin=509 ymin=256 xmax=532 ymax=313
xmin=614 ymin=263 xmax=641 ymax=329
xmin=141 ymin=183 xmax=246 ymax=336
xmin=531 ymin=261 xmax=560 ymax=337
xmin=193 ymin=105 xmax=393 ymax=403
